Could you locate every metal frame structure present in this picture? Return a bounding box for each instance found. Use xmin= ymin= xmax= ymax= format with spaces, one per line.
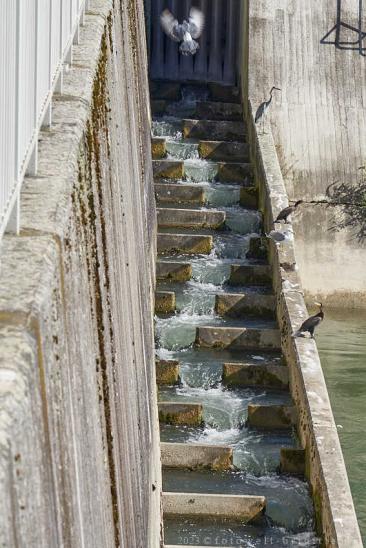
xmin=0 ymin=0 xmax=88 ymax=240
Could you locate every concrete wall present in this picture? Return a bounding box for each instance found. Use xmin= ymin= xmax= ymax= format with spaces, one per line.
xmin=0 ymin=1 xmax=161 ymax=547
xmin=242 ymin=0 xmax=366 ymax=307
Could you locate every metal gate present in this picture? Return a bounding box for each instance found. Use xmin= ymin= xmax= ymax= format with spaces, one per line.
xmin=149 ymin=0 xmax=241 ymax=84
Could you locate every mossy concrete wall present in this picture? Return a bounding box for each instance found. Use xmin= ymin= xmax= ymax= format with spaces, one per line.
xmin=0 ymin=1 xmax=161 ymax=547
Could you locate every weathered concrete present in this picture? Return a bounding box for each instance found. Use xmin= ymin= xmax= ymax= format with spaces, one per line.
xmin=198 ymin=141 xmax=249 ymax=162
xmin=242 ymin=0 xmax=366 ymax=305
xmin=245 ymin=107 xmax=362 ymax=544
xmin=162 ymin=492 xmax=265 ymax=522
xmin=155 ymin=183 xmax=205 ymax=205
xmin=155 ymin=291 xmax=176 ymax=314
xmin=246 ymin=236 xmax=268 ymax=260
xmin=158 ymin=403 xmax=203 ymax=426
xmin=222 ymin=363 xmax=289 ymax=389
xmin=240 ymin=186 xmax=258 ymax=209
xmin=229 ymin=264 xmax=272 ymax=286
xmin=157 ymin=234 xmax=213 ymax=255
xmin=216 ymin=162 xmax=252 ymax=183
xmin=157 ymin=208 xmax=225 ymax=229
xmin=0 ymin=1 xmax=162 ymax=547
xmin=215 ymin=293 xmax=275 ymax=318
xmin=247 ymin=405 xmax=298 ymax=430
xmin=183 ymin=119 xmax=246 ymax=142
xmin=161 ymin=442 xmax=233 ymax=471
xmin=280 ymin=448 xmax=306 ymax=476
xmin=156 ymin=360 xmax=180 ymax=386
xmin=153 ymin=159 xmax=184 ymax=179
xmin=195 ymin=326 xmax=281 ymax=351
xmin=151 ymin=137 xmax=167 ymax=159
xmin=196 ymin=101 xmax=243 ymax=121
xmin=156 ymin=261 xmax=192 ymax=282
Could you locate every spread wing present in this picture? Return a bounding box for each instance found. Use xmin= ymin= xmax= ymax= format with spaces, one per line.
xmin=188 ymin=7 xmax=205 ymax=39
xmin=160 ymin=9 xmax=181 ymax=42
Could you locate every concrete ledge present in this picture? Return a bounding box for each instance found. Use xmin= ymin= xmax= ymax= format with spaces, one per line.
xmin=158 ymin=403 xmax=203 ymax=426
xmin=196 ymin=101 xmax=243 ymax=121
xmin=208 ymin=83 xmax=241 ymax=103
xmin=151 ymin=137 xmax=167 ymax=159
xmin=157 ymin=234 xmax=213 ymax=255
xmin=162 ymin=492 xmax=265 ymax=522
xmin=153 ymin=159 xmax=184 ymax=179
xmin=183 ymin=119 xmax=246 ymax=141
xmin=161 ymin=442 xmax=233 ymax=470
xmin=215 ymin=293 xmax=275 ymax=318
xmin=280 ymin=448 xmax=305 ymax=476
xmin=156 ymin=360 xmax=180 ymax=385
xmin=217 ymin=162 xmax=252 ymax=183
xmin=222 ymin=363 xmax=289 ymax=389
xmin=155 ymin=183 xmax=205 ymax=205
xmin=156 ymin=261 xmax=192 ymax=282
xmin=229 ymin=264 xmax=272 ymax=286
xmin=155 ymin=291 xmax=176 ymax=314
xmin=157 ymin=208 xmax=225 ymax=229
xmin=240 ymin=186 xmax=258 ymax=209
xmin=195 ymin=326 xmax=281 ymax=350
xmin=247 ymin=404 xmax=297 ymax=430
xmin=198 ymin=140 xmax=249 ymax=162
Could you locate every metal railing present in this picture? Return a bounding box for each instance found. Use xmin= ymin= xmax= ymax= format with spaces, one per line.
xmin=0 ymin=0 xmax=88 ymax=240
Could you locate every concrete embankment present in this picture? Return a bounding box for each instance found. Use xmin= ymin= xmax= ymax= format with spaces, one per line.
xmin=0 ymin=1 xmax=161 ymax=547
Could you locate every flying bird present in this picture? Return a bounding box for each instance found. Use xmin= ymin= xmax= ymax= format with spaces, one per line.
xmin=293 ymin=302 xmax=324 ymax=338
xmin=255 ymin=87 xmax=281 ymax=132
xmin=160 ymin=7 xmax=205 ymax=56
xmin=274 ymin=200 xmax=303 ymax=224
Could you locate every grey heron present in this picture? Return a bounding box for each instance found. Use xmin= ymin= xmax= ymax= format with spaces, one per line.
xmin=294 ymin=303 xmax=324 ymax=338
xmin=255 ymin=87 xmax=281 ymax=133
xmin=160 ymin=7 xmax=205 ymax=56
xmin=274 ymin=200 xmax=303 ymax=224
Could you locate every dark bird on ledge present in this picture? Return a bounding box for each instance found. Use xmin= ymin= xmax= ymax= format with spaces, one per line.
xmin=274 ymin=200 xmax=303 ymax=224
xmin=294 ymin=302 xmax=324 ymax=338
xmin=160 ymin=7 xmax=205 ymax=56
xmin=255 ymin=87 xmax=281 ymax=132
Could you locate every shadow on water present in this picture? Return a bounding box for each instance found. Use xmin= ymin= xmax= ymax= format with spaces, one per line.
xmin=317 ymin=308 xmax=366 ymax=542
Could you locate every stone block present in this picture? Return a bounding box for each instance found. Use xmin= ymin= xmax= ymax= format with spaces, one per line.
xmin=153 ymin=160 xmax=184 ymax=179
xmin=157 ymin=234 xmax=213 ymax=255
xmin=247 ymin=404 xmax=298 ymax=430
xmin=182 ymin=119 xmax=246 ymax=141
xmin=196 ymin=101 xmax=243 ymax=121
xmin=158 ymin=403 xmax=203 ymax=426
xmin=280 ymin=448 xmax=305 ymax=475
xmin=208 ymin=83 xmax=241 ymax=103
xmin=155 ymin=183 xmax=205 ymax=205
xmin=198 ymin=141 xmax=249 ymax=162
xmin=155 ymin=291 xmax=176 ymax=314
xmin=161 ymin=442 xmax=233 ymax=470
xmin=156 ymin=261 xmax=192 ymax=282
xmin=157 ymin=208 xmax=225 ymax=229
xmin=222 ymin=363 xmax=289 ymax=389
xmin=162 ymin=492 xmax=266 ymax=522
xmin=195 ymin=326 xmax=281 ymax=350
xmin=156 ymin=360 xmax=180 ymax=385
xmin=240 ymin=186 xmax=258 ymax=209
xmin=215 ymin=293 xmax=275 ymax=318
xmin=229 ymin=264 xmax=272 ymax=286
xmin=246 ymin=236 xmax=268 ymax=260
xmin=151 ymin=137 xmax=167 ymax=159
xmin=217 ymin=162 xmax=252 ymax=183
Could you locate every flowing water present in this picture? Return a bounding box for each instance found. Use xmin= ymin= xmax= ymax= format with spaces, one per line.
xmin=317 ymin=308 xmax=366 ymax=543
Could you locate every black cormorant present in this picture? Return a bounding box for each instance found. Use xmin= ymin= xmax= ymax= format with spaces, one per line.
xmin=274 ymin=200 xmax=303 ymax=224
xmin=294 ymin=303 xmax=324 ymax=338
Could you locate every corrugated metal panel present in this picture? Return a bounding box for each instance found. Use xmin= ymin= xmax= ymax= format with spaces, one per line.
xmin=0 ymin=0 xmax=86 ymax=238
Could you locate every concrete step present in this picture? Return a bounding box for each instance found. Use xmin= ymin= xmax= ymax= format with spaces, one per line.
xmin=280 ymin=448 xmax=305 ymax=475
xmin=162 ymin=492 xmax=266 ymax=522
xmin=195 ymin=326 xmax=281 ymax=351
xmin=157 ymin=208 xmax=225 ymax=229
xmin=153 ymin=159 xmax=184 ymax=179
xmin=156 ymin=359 xmax=180 ymax=386
xmin=183 ymin=119 xmax=246 ymax=142
xmin=217 ymin=161 xmax=252 ymax=183
xmin=246 ymin=236 xmax=268 ymax=260
xmin=155 ymin=291 xmax=176 ymax=314
xmin=196 ymin=100 xmax=243 ymax=121
xmin=161 ymin=442 xmax=233 ymax=471
xmin=150 ymin=81 xmax=181 ymax=101
xmin=240 ymin=186 xmax=258 ymax=209
xmin=151 ymin=137 xmax=166 ymax=159
xmin=156 ymin=261 xmax=192 ymax=282
xmin=158 ymin=233 xmax=213 ymax=255
xmin=158 ymin=402 xmax=203 ymax=426
xmin=215 ymin=293 xmax=275 ymax=318
xmin=222 ymin=363 xmax=289 ymax=389
xmin=229 ymin=264 xmax=272 ymax=286
xmin=208 ymin=82 xmax=241 ymax=104
xmin=198 ymin=140 xmax=250 ymax=162
xmin=155 ymin=183 xmax=205 ymax=205
xmin=247 ymin=404 xmax=298 ymax=430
